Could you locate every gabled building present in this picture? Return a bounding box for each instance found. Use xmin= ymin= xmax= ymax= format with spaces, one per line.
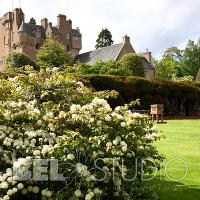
xmin=75 ymin=35 xmax=155 ymax=78
xmin=0 ymin=8 xmax=82 ymax=70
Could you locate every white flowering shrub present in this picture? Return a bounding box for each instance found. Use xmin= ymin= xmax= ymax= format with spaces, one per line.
xmin=0 ymin=68 xmax=163 ymax=200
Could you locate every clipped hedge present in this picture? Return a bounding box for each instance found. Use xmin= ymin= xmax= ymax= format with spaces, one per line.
xmin=78 ymin=75 xmax=200 ymax=116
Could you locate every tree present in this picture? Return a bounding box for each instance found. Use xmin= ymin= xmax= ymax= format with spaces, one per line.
xmin=36 ymin=39 xmax=71 ymax=69
xmin=95 ymin=28 xmax=114 ymax=49
xmin=180 ymin=39 xmax=200 ymax=78
xmin=28 ymin=17 xmax=36 ymax=25
xmin=154 ymin=58 xmax=180 ymax=79
xmin=4 ymin=52 xmax=36 ymax=72
xmin=154 ymin=38 xmax=200 ymax=80
xmin=119 ymin=53 xmax=145 ymax=77
xmin=196 ymin=68 xmax=200 ymax=82
xmin=154 ymin=47 xmax=182 ymax=79
xmin=163 ymin=46 xmax=183 ymax=61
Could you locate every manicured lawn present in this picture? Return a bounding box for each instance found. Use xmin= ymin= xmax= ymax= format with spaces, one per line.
xmin=146 ymin=120 xmax=200 ymax=200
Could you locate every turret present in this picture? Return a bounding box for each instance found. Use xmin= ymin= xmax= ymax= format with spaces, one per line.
xmin=57 ymin=14 xmax=72 ymax=34
xmin=57 ymin=14 xmax=66 ymax=28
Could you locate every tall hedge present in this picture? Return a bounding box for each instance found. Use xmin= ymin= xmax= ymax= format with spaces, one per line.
xmin=120 ymin=53 xmax=145 ymax=77
xmin=1 ymin=72 xmax=199 ymax=116
xmin=80 ymin=75 xmax=200 ymax=116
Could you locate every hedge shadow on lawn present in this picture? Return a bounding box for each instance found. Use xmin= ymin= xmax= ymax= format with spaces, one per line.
xmin=143 ymin=175 xmax=200 ymax=200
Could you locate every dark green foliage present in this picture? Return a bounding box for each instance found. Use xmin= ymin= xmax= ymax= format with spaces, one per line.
xmin=154 ymin=46 xmax=182 ymax=79
xmin=120 ymin=53 xmax=145 ymax=77
xmin=155 ymin=39 xmax=200 ymax=80
xmin=4 ymin=52 xmax=36 ymax=72
xmin=196 ymin=69 xmax=200 ymax=82
xmin=28 ymin=17 xmax=36 ymax=25
xmin=154 ymin=56 xmax=180 ymax=79
xmin=36 ymin=39 xmax=71 ymax=69
xmin=181 ymin=39 xmax=200 ymax=78
xmin=79 ymin=75 xmax=200 ymax=116
xmin=76 ymin=60 xmax=133 ymax=76
xmin=95 ymin=28 xmax=114 ymax=49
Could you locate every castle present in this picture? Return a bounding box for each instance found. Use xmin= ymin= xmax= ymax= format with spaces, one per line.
xmin=0 ymin=8 xmax=82 ymax=70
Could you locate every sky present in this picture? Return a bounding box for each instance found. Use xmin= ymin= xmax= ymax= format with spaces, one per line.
xmin=1 ymin=0 xmax=200 ymax=58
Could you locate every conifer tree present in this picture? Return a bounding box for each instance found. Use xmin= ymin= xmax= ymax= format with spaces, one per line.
xmin=95 ymin=28 xmax=114 ymax=49
xmin=28 ymin=17 xmax=36 ymax=25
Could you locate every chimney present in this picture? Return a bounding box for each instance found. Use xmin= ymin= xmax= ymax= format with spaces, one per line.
xmin=41 ymin=18 xmax=48 ymax=29
xmin=123 ymin=35 xmax=130 ymax=44
xmin=143 ymin=49 xmax=152 ymax=64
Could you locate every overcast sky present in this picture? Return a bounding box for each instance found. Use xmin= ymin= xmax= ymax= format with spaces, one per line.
xmin=1 ymin=0 xmax=200 ymax=58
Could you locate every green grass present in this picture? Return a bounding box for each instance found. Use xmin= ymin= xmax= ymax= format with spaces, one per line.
xmin=146 ymin=120 xmax=200 ymax=200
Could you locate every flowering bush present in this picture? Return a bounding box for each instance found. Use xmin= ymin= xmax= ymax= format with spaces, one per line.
xmin=0 ymin=68 xmax=163 ymax=200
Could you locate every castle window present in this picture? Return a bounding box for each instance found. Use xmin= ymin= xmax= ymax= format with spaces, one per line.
xmin=67 ymin=45 xmax=70 ymax=51
xmin=13 ymin=44 xmax=16 ymax=49
xmin=35 ymin=43 xmax=40 ymax=49
xmin=4 ymin=37 xmax=5 ymax=46
xmin=67 ymin=33 xmax=70 ymax=39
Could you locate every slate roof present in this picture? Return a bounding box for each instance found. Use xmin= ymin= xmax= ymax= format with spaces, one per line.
xmin=75 ymin=43 xmax=124 ymax=65
xmin=72 ymin=29 xmax=81 ymax=37
xmin=75 ymin=43 xmax=154 ymax=70
xmin=141 ymin=57 xmax=155 ymax=70
xmin=52 ymin=27 xmax=59 ymax=34
xmin=18 ymin=23 xmax=46 ymax=38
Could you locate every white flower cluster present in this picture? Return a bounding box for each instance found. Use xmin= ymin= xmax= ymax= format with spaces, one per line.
xmin=84 ymin=188 xmax=102 ymax=200
xmin=42 ymin=188 xmax=53 ymax=197
xmin=142 ymin=132 xmax=161 ymax=142
xmin=0 ymin=168 xmax=24 ymax=200
xmin=2 ymin=100 xmax=40 ymax=120
xmin=75 ymin=163 xmax=96 ymax=181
